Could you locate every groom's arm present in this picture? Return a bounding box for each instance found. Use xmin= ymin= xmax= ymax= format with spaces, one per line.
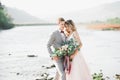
xmin=47 ymin=32 xmax=55 ymax=56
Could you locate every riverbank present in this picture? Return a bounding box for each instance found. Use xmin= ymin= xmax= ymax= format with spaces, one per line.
xmin=14 ymin=23 xmax=56 ymax=26
xmin=87 ymin=24 xmax=120 ymax=30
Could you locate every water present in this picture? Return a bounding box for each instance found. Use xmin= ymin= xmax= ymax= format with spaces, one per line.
xmin=0 ymin=25 xmax=120 ymax=80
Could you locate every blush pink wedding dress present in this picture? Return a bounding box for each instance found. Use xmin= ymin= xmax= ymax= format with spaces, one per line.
xmin=66 ymin=33 xmax=92 ymax=80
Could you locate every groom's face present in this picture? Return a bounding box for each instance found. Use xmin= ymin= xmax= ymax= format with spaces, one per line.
xmin=59 ymin=21 xmax=65 ymax=31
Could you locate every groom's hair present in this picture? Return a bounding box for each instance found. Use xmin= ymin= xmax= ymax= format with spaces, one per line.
xmin=58 ymin=17 xmax=65 ymax=24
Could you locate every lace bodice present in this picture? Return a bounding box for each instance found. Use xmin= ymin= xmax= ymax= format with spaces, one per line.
xmin=66 ymin=33 xmax=74 ymax=41
xmin=66 ymin=32 xmax=81 ymax=46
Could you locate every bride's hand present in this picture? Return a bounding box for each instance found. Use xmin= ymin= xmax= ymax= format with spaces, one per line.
xmin=70 ymin=54 xmax=75 ymax=60
xmin=70 ymin=49 xmax=78 ymax=59
xmin=52 ymin=56 xmax=59 ymax=61
xmin=64 ymin=30 xmax=70 ymax=37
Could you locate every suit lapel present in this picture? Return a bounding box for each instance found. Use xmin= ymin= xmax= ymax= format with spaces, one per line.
xmin=58 ymin=31 xmax=64 ymax=41
xmin=57 ymin=30 xmax=65 ymax=42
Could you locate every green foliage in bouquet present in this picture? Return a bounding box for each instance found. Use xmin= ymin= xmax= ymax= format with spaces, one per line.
xmin=51 ymin=38 xmax=80 ymax=57
xmin=51 ymin=47 xmax=67 ymax=57
xmin=65 ymin=38 xmax=80 ymax=56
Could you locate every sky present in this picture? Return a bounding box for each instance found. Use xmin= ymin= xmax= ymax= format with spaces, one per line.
xmin=0 ymin=0 xmax=119 ymax=18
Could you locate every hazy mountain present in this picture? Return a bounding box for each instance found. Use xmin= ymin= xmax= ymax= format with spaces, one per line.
xmin=4 ymin=1 xmax=120 ymax=24
xmin=47 ymin=1 xmax=120 ymax=23
xmin=5 ymin=7 xmax=47 ymax=24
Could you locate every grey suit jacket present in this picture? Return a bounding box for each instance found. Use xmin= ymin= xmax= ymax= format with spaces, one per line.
xmin=47 ymin=30 xmax=66 ymax=56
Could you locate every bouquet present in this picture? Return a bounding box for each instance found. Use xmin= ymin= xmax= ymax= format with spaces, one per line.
xmin=51 ymin=38 xmax=80 ymax=74
xmin=51 ymin=38 xmax=80 ymax=57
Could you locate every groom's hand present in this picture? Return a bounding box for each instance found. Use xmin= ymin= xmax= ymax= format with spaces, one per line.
xmin=52 ymin=56 xmax=59 ymax=61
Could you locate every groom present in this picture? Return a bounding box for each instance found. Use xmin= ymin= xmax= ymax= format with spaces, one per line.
xmin=47 ymin=17 xmax=66 ymax=80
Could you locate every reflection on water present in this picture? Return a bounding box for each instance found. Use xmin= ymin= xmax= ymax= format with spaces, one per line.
xmin=0 ymin=25 xmax=120 ymax=79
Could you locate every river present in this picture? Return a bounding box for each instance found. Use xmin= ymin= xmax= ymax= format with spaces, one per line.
xmin=0 ymin=25 xmax=120 ymax=80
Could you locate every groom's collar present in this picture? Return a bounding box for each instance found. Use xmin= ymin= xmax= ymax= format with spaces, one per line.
xmin=58 ymin=29 xmax=64 ymax=33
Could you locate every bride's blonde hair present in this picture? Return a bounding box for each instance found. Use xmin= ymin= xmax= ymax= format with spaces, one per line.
xmin=64 ymin=20 xmax=76 ymax=32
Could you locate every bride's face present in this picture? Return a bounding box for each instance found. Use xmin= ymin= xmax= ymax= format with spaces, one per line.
xmin=64 ymin=25 xmax=71 ymax=32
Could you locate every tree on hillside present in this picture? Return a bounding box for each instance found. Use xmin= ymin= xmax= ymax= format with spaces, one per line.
xmin=0 ymin=2 xmax=14 ymax=30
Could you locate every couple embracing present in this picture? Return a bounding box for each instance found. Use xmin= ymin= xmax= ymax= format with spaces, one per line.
xmin=47 ymin=18 xmax=92 ymax=80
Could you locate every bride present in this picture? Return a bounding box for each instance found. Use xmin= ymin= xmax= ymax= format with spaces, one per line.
xmin=64 ymin=20 xmax=92 ymax=80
